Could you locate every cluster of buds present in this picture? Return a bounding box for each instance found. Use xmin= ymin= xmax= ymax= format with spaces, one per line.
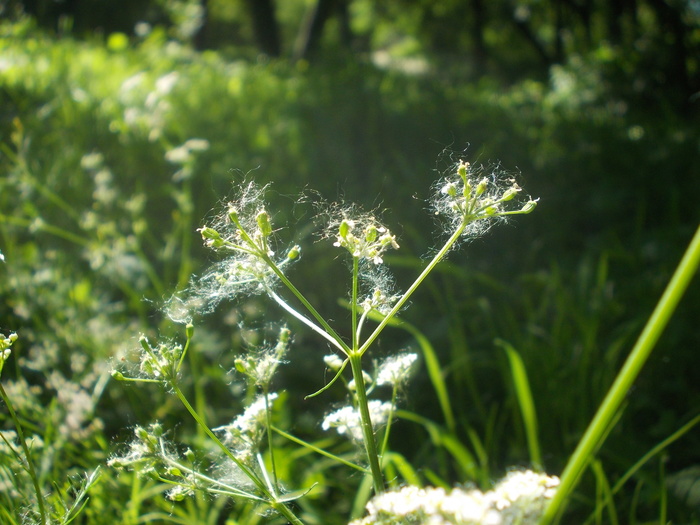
xmin=214 ymin=393 xmax=278 ymax=463
xmin=188 ymin=184 xmax=300 ymax=311
xmin=111 ymin=331 xmax=188 ymax=385
xmin=108 ymin=423 xmax=199 ymax=501
xmin=108 ymin=423 xmax=165 ymax=475
xmin=360 ymin=287 xmax=400 ymax=316
xmin=234 ymin=326 xmax=291 ymax=387
xmin=333 ymin=217 xmax=399 ymax=265
xmin=434 ymin=161 xmax=537 ymax=237
xmin=0 ymin=332 xmax=17 ymax=375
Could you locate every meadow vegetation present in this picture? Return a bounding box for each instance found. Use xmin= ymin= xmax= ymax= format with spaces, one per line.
xmin=1 ymin=3 xmax=700 ymax=524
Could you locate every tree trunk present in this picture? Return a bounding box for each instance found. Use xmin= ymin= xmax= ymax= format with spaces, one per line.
xmin=244 ymin=0 xmax=281 ymax=57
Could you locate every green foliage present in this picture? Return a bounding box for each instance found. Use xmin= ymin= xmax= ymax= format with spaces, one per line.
xmin=1 ymin=13 xmax=699 ymax=525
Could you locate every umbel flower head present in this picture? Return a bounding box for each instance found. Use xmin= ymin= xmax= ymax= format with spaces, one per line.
xmin=328 ymin=210 xmax=399 ymax=265
xmin=166 ymin=182 xmax=300 ymax=318
xmin=214 ymin=393 xmax=279 ymax=463
xmin=349 ymin=470 xmax=559 ymax=525
xmin=322 ymin=400 xmax=395 ymax=442
xmin=432 ymin=160 xmax=538 ymax=241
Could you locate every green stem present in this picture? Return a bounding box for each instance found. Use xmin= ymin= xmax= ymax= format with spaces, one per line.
xmin=352 ymin=257 xmax=359 ymax=348
xmin=264 ymin=389 xmax=279 ymax=490
xmin=541 ymin=224 xmax=700 ymax=524
xmin=263 ymin=253 xmax=350 ymax=354
xmin=0 ymin=382 xmax=48 ymax=524
xmin=170 ymin=383 xmax=305 ymax=525
xmin=272 ymin=426 xmax=368 ymax=473
xmin=358 ymin=217 xmax=468 ymax=357
xmin=348 ymin=352 xmax=385 ymax=494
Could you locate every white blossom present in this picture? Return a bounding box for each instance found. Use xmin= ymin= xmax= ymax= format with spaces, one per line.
xmin=322 ymin=401 xmax=394 ymax=441
xmin=376 ymin=353 xmax=418 ymax=386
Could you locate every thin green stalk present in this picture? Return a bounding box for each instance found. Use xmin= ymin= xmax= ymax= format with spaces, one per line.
xmin=380 ymin=387 xmax=398 ymax=457
xmin=0 ymin=382 xmax=48 ymax=525
xmin=348 ymin=352 xmax=385 ymax=494
xmin=541 ymin=224 xmax=700 ymax=524
xmin=352 ymin=256 xmax=359 ymax=348
xmin=268 ymin=289 xmax=346 ymax=352
xmin=263 ymin=252 xmax=350 ymax=354
xmin=272 ymin=426 xmax=368 ymax=473
xmin=264 ymin=389 xmax=279 ymax=490
xmin=170 ymin=383 xmax=305 ymax=525
xmin=358 ymin=217 xmax=468 ymax=357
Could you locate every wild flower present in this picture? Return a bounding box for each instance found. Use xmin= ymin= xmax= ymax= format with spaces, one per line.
xmin=0 ymin=332 xmax=17 ymax=374
xmin=332 ymin=215 xmax=399 ymax=265
xmin=432 ymin=161 xmax=537 ymax=243
xmin=349 ymin=470 xmax=559 ymax=525
xmin=234 ymin=326 xmax=291 ymax=387
xmin=107 ymin=162 xmax=538 ymax=524
xmin=108 ymin=422 xmax=165 ymax=475
xmin=214 ymin=393 xmax=278 ymax=462
xmin=376 ymin=353 xmax=418 ymax=387
xmin=322 ymin=401 xmax=394 ymax=442
xmin=169 ymin=181 xmax=300 ymax=318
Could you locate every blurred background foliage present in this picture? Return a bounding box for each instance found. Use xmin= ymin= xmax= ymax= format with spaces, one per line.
xmin=0 ymin=0 xmax=699 ymax=523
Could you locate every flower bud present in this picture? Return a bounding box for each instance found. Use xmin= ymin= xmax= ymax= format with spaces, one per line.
xmin=152 ymin=423 xmax=163 ymax=437
xmin=501 ymin=183 xmax=521 ymax=201
xmin=111 ymin=370 xmax=125 ymax=381
xmin=198 ymin=226 xmax=221 ymax=241
xmin=475 ymin=177 xmax=488 ymax=196
xmin=186 ymin=323 xmax=194 ymax=340
xmin=457 ymin=161 xmax=469 ymax=180
xmin=339 ymin=219 xmax=352 ymax=239
xmin=441 ymin=182 xmax=458 ymax=197
xmin=287 ymin=245 xmax=300 ymax=260
xmin=256 ymin=209 xmax=272 ymax=237
xmin=278 ymin=327 xmax=291 ymax=345
xmin=365 ymin=224 xmax=378 ymax=243
xmin=520 ymin=199 xmax=539 ymax=213
xmin=227 ymin=206 xmax=239 ymax=224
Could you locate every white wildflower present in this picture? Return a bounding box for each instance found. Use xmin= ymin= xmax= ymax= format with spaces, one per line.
xmin=376 ymin=353 xmax=418 ymax=386
xmin=322 ymin=400 xmax=394 ymax=441
xmin=331 ymin=215 xmax=399 ymax=264
xmin=324 ymin=354 xmax=344 ymax=371
xmin=349 ymin=470 xmax=559 ymax=525
xmin=214 ymin=393 xmax=278 ymax=460
xmin=432 ymin=160 xmax=537 ymax=243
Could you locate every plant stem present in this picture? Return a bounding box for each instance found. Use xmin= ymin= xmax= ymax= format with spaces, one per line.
xmin=263 ymin=253 xmax=350 ymax=354
xmin=348 ymin=352 xmax=385 ymax=494
xmin=358 ymin=217 xmax=467 ymax=357
xmin=540 ymin=224 xmax=700 ymax=524
xmin=352 ymin=257 xmax=359 ymax=347
xmin=0 ymin=382 xmax=48 ymax=524
xmin=170 ymin=383 xmax=305 ymax=525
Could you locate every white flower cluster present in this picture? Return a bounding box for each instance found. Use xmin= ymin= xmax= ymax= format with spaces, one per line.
xmin=170 ymin=182 xmax=299 ymax=317
xmin=234 ymin=327 xmax=291 ymax=387
xmin=333 ymin=217 xmax=399 ymax=265
xmin=432 ymin=161 xmax=537 ymax=240
xmin=350 ymin=470 xmax=559 ymax=525
xmin=376 ymin=353 xmax=418 ymax=387
xmin=322 ymin=400 xmax=394 ymax=442
xmin=0 ymin=332 xmax=17 ymax=370
xmin=214 ymin=393 xmax=278 ymax=461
